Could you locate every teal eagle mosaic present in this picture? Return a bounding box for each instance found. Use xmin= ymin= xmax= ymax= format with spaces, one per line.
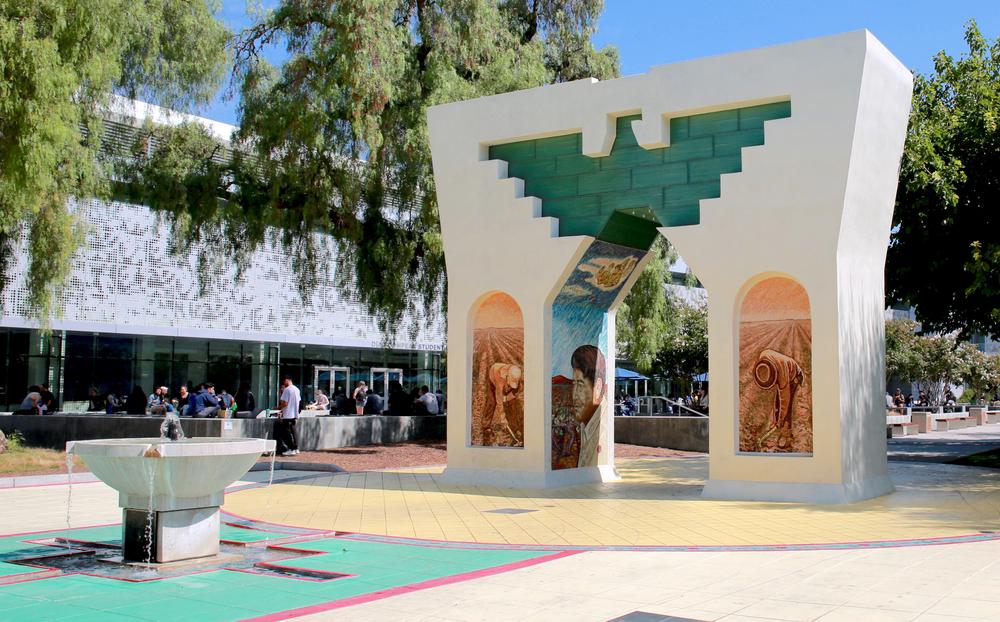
xmin=488 ymin=101 xmax=791 ymax=250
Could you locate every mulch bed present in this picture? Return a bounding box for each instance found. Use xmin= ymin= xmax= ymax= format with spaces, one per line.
xmin=262 ymin=441 xmax=702 ymax=473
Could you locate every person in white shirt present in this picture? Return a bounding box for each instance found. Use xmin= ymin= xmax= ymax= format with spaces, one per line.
xmin=276 ymin=376 xmax=301 ymax=456
xmin=417 ymin=385 xmax=439 ymax=415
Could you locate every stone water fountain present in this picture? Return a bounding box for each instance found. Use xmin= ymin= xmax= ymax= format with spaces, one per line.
xmin=67 ymin=416 xmax=275 ymax=564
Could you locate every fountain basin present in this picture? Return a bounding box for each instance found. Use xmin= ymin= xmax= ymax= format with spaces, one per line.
xmin=67 ymin=437 xmax=274 ymax=511
xmin=67 ymin=437 xmax=275 ymax=563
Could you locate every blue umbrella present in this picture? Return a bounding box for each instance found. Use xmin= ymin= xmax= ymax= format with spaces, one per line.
xmin=615 ymin=368 xmax=649 ymax=381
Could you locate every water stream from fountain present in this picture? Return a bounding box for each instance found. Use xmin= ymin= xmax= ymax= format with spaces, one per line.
xmin=64 ymin=451 xmax=74 ymax=547
xmin=143 ymin=456 xmax=155 ymax=565
xmin=259 ymin=428 xmax=277 ymax=545
xmin=268 ymin=442 xmax=276 ymax=487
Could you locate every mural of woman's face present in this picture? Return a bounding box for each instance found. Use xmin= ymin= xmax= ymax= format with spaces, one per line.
xmin=572 ymin=368 xmax=603 ymax=424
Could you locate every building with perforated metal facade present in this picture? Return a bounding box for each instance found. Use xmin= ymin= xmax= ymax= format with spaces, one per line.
xmin=0 ymin=100 xmax=444 ymax=411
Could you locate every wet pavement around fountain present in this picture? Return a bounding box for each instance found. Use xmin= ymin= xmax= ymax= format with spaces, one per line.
xmin=4 ymin=439 xmax=1000 ymax=621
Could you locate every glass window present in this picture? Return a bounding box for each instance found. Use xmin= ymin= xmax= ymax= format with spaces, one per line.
xmin=4 ymin=330 xmax=29 ymax=409
xmin=208 ymin=340 xmax=243 ymax=396
xmin=280 ymin=345 xmax=305 ymax=394
xmin=173 ymin=338 xmax=207 ymax=362
xmin=96 ymin=336 xmax=133 ymax=359
xmin=65 ymin=333 xmax=95 ymax=359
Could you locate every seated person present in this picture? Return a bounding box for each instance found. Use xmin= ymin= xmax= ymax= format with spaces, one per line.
xmin=14 ymin=386 xmax=43 ymax=415
xmin=416 ymin=385 xmax=439 ymax=415
xmin=363 ymin=391 xmax=383 ymax=415
xmin=217 ymin=388 xmax=237 ymax=417
xmin=124 ymin=386 xmax=147 ymax=415
xmin=335 ymin=391 xmax=353 ymax=416
xmin=387 ymin=381 xmax=411 ymax=416
xmin=147 ymin=387 xmax=171 ymax=415
xmin=306 ymin=389 xmax=330 ymax=411
xmin=411 ymin=387 xmax=428 ymax=415
xmin=192 ymin=383 xmax=221 ymax=417
xmin=87 ymin=386 xmax=104 ymax=412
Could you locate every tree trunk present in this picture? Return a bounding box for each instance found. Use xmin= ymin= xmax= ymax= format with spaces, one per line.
xmin=0 ymin=429 xmax=7 ymax=455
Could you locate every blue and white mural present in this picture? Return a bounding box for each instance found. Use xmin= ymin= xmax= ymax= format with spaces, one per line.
xmin=551 ymin=241 xmax=646 ymax=470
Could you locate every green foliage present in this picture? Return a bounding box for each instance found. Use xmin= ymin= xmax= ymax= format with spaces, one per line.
xmin=654 ymin=299 xmax=708 ymax=385
xmin=6 ymin=430 xmax=24 ymax=451
xmin=912 ymin=332 xmax=964 ymax=405
xmin=615 ymin=238 xmax=672 ymax=372
xmin=884 ymin=318 xmax=1000 ymax=404
xmin=0 ymin=0 xmax=229 ymax=321
xmin=124 ymin=0 xmax=618 ymax=337
xmin=957 ymin=343 xmax=1000 ymax=402
xmin=616 ymin=238 xmax=707 ymax=384
xmin=889 ymin=20 xmax=1000 ymax=339
xmin=885 ymin=318 xmax=922 ymax=383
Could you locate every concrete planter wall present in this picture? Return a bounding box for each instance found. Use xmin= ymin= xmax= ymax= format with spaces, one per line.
xmin=613 ymin=416 xmax=709 ymax=453
xmin=0 ymin=414 xmax=446 ymax=451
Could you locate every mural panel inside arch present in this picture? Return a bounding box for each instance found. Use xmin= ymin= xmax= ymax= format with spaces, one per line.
xmin=471 ymin=292 xmax=525 ymax=447
xmin=739 ymin=277 xmax=813 ymax=454
xmin=552 ymin=240 xmax=645 ymax=470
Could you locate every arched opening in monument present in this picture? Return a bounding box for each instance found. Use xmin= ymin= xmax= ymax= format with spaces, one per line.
xmin=469 ymin=291 xmax=525 ymax=448
xmin=550 ymin=240 xmax=649 ymax=470
xmin=488 ymin=104 xmax=793 ymax=472
xmin=737 ymin=276 xmax=813 ymax=455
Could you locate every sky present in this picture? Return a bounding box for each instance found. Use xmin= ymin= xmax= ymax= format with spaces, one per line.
xmin=200 ymin=1 xmax=1000 ymax=126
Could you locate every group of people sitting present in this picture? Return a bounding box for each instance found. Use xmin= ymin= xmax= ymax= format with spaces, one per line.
xmin=13 ymin=384 xmax=58 ymax=415
xmin=304 ymin=381 xmax=445 ymax=416
xmin=16 ymin=378 xmax=444 ymax=418
xmin=888 ymin=387 xmax=956 ymax=409
xmin=85 ymin=382 xmax=256 ymax=417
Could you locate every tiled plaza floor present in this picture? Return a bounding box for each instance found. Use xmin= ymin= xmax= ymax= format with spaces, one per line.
xmin=4 ymin=458 xmax=1000 ymax=621
xmin=224 ymin=457 xmax=1000 ymax=547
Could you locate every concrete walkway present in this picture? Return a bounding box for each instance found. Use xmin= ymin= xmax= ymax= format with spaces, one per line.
xmin=888 ymin=422 xmax=1000 ymax=463
xmin=315 ymin=541 xmax=1000 ymax=621
xmin=4 ymin=458 xmax=1000 ymax=621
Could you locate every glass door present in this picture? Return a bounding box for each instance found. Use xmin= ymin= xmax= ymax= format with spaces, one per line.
xmin=369 ymin=367 xmax=403 ymax=401
xmin=314 ymin=366 xmax=350 ymax=401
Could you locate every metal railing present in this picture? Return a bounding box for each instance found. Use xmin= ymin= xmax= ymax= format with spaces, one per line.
xmin=616 ymin=396 xmax=708 ymax=418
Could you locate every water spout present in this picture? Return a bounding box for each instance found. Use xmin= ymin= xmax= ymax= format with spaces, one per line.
xmin=159 ymin=413 xmax=185 ymax=441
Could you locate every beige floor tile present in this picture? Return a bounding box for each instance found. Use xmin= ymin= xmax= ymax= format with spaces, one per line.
xmin=735 ymin=599 xmax=838 ymax=621
xmin=815 ymin=605 xmax=920 ymax=621
xmin=222 ymin=459 xmax=1000 ymax=548
xmin=924 ymin=597 xmax=1000 ymax=619
xmin=843 ymin=590 xmax=944 ymax=613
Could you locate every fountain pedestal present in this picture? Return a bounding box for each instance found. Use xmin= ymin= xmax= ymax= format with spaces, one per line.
xmin=67 ymin=437 xmax=274 ymax=563
xmin=123 ymin=507 xmax=220 ymax=563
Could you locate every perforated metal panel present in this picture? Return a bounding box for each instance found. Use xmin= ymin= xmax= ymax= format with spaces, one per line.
xmin=0 ymin=197 xmax=444 ymax=350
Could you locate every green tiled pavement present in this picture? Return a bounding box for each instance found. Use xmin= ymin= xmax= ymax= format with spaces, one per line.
xmin=0 ymin=525 xmax=553 ymax=621
xmin=219 ymin=525 xmax=281 ymax=543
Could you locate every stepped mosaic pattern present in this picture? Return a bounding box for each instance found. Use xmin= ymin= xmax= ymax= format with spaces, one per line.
xmin=489 ymin=102 xmax=791 ymax=250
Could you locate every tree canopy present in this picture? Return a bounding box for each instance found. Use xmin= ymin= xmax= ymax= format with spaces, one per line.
xmin=889 ymin=20 xmax=1000 ymax=340
xmin=884 ymin=318 xmax=999 ymax=404
xmin=616 ymin=238 xmax=707 ymax=387
xmin=0 ymin=0 xmax=229 ymax=318
xmin=615 ymin=238 xmax=671 ymax=373
xmin=121 ymin=0 xmax=618 ymax=335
